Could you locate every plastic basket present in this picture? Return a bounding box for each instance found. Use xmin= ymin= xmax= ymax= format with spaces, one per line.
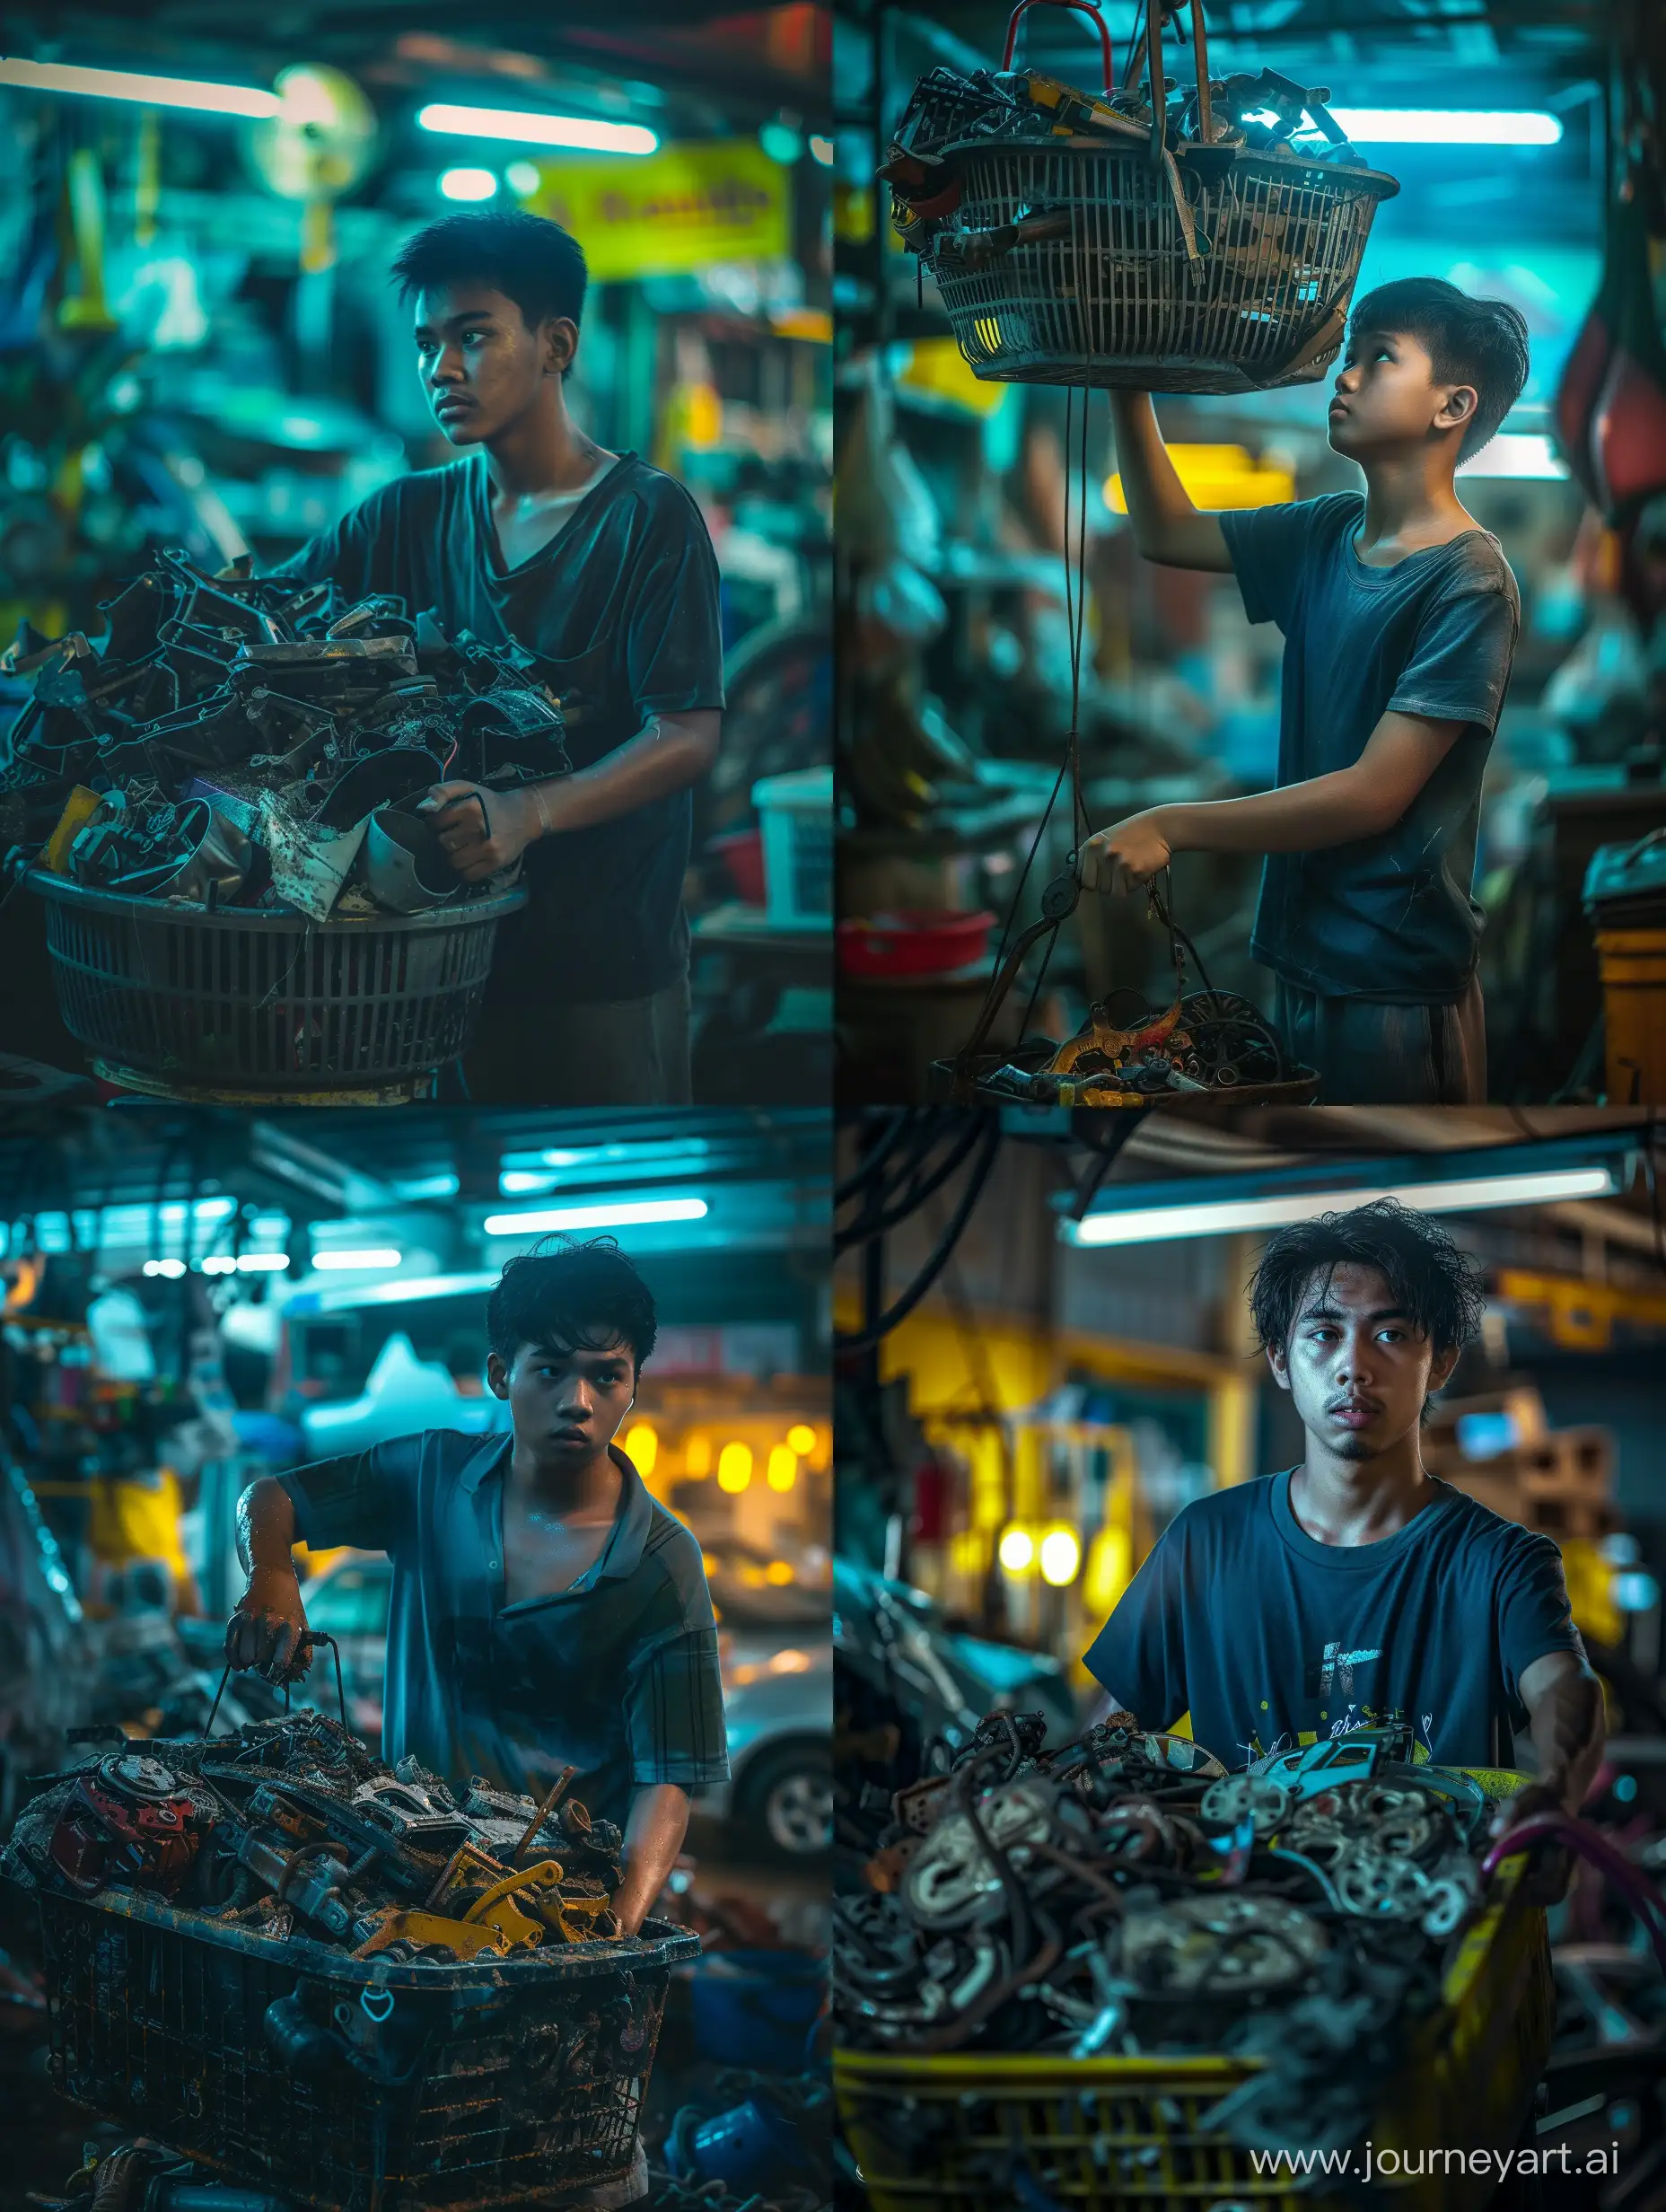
xmin=836 ymin=1829 xmax=1553 ymax=2212
xmin=37 ymin=1884 xmax=700 ymax=2212
xmin=28 ymin=871 xmax=525 ymax=1097
xmin=752 ymin=768 xmax=832 ymax=931
xmin=921 ymin=2 xmax=1399 ymax=392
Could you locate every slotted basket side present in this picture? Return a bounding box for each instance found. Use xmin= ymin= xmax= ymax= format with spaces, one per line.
xmin=934 ymin=142 xmax=1396 ymax=392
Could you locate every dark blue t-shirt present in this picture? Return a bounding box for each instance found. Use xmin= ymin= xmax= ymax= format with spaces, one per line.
xmin=276 ymin=452 xmax=725 ymax=1005
xmin=1218 ymin=493 xmax=1520 ymax=1005
xmin=1083 ymin=1470 xmax=1583 ymax=1772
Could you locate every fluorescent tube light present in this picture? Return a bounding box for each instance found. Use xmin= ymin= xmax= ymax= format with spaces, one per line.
xmin=1326 ymin=108 xmax=1562 ymax=146
xmin=418 ymin=103 xmax=657 ymax=156
xmin=1066 ymin=1165 xmax=1617 ymax=1247
xmin=312 ymin=1249 xmax=403 ymax=1271
xmin=484 ymin=1198 xmax=709 ymax=1237
xmin=0 ymin=57 xmax=281 ymax=117
xmin=439 ymin=168 xmax=497 ymax=201
xmin=1457 ymin=434 xmax=1569 ymax=480
xmin=235 ymin=1253 xmax=290 ymax=1273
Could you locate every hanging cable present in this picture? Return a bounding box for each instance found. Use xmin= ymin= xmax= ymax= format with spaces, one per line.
xmin=834 ymin=1118 xmax=1003 ymax=1353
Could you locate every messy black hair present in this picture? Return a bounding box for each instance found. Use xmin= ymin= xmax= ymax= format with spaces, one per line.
xmin=390 ymin=210 xmax=587 ymax=376
xmin=487 ymin=1237 xmax=657 ymax=1371
xmin=1345 ymin=276 xmax=1530 ymax=461
xmin=1249 ymin=1198 xmax=1486 ymax=1358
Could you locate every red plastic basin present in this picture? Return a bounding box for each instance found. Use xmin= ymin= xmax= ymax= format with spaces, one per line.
xmin=837 ymin=908 xmax=996 ymax=979
xmin=708 ymin=829 xmax=766 ymax=906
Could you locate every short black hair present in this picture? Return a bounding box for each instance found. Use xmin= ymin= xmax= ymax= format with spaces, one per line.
xmin=1249 ymin=1198 xmax=1486 ymax=1358
xmin=486 ymin=1237 xmax=657 ymax=1371
xmin=390 ymin=210 xmax=587 ymax=374
xmin=1345 ymin=276 xmax=1530 ymax=461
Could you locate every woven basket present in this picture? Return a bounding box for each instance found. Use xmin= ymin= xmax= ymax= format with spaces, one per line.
xmin=916 ymin=0 xmax=1399 ymax=392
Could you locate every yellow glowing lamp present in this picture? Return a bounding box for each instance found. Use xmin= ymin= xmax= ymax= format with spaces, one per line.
xmin=767 ymin=1444 xmax=798 ymax=1493
xmin=765 ymin=1560 xmax=794 ymax=1585
xmin=1039 ymin=1526 xmax=1082 ymax=1588
xmin=899 ymin=338 xmax=1008 ymax=419
xmin=997 ymin=1524 xmax=1035 ymax=1574
xmin=624 ymin=1423 xmax=658 ymax=1478
xmin=717 ymin=1443 xmax=753 ymax=1495
xmin=786 ymin=1423 xmax=817 ymax=1456
xmin=685 ymin=1435 xmax=713 ymax=1478
xmin=1105 ymin=444 xmax=1294 ymax=514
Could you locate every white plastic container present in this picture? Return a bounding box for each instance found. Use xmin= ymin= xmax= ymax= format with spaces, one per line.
xmin=751 ymin=766 xmax=832 ymax=930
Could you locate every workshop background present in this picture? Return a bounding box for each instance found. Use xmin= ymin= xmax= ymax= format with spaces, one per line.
xmin=0 ymin=1105 xmax=833 ymax=2212
xmin=833 ymin=1104 xmax=1666 ymax=2209
xmin=832 ymin=0 xmax=1666 ymax=1106
xmin=0 ymin=0 xmax=834 ymax=1103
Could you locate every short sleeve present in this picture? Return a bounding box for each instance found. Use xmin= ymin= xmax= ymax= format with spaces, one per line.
xmin=1082 ymin=1518 xmax=1189 ymax=1729
xmin=276 ymin=1436 xmax=419 ymax=1557
xmin=267 ymin=482 xmax=394 ymax=593
xmin=1217 ymin=496 xmax=1342 ymax=633
xmin=1387 ymin=584 xmax=1519 ymax=735
xmin=623 ymin=1625 xmax=730 ymax=1788
xmin=1496 ymin=1533 xmax=1586 ymax=1713
xmin=624 ymin=486 xmax=726 ymax=718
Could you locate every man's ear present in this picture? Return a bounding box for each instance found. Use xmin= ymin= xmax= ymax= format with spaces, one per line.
xmin=1438 ymin=382 xmax=1478 ymax=437
xmin=547 ymin=316 xmax=579 ymax=377
xmin=487 ymin=1351 xmax=512 ymax=1402
xmin=1266 ymin=1342 xmax=1293 ymax=1394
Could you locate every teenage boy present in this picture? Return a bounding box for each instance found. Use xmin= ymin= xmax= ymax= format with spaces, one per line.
xmin=225 ymin=1239 xmax=729 ymax=1944
xmin=276 ymin=210 xmax=725 ymax=1104
xmin=1081 ymin=279 xmax=1529 ymax=1104
xmin=1083 ymin=1200 xmax=1603 ymax=1857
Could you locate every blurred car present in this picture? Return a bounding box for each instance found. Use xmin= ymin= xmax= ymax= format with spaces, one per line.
xmin=296 ymin=1535 xmax=833 ymax=1863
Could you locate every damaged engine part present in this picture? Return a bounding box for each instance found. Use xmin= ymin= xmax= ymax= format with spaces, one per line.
xmin=3 ymin=1709 xmax=627 ymax=1959
xmin=1 ymin=553 xmax=572 ymax=922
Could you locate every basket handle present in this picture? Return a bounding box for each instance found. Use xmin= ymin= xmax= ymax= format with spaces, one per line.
xmin=1002 ymin=0 xmax=1116 ymax=96
xmin=1146 ymin=2 xmax=1215 ymax=163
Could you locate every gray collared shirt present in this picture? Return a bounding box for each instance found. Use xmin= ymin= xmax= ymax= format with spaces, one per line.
xmin=277 ymin=1432 xmax=729 ymax=1828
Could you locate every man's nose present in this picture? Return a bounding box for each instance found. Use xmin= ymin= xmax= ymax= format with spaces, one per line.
xmin=1331 ymin=1332 xmax=1374 ymax=1382
xmin=557 ymin=1382 xmax=593 ymax=1419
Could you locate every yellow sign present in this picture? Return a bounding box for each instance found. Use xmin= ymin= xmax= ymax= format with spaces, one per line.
xmin=530 ymin=140 xmax=789 ymax=282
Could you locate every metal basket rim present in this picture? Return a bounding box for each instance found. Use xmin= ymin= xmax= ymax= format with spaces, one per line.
xmin=936 ymin=134 xmax=1402 ymax=201
xmin=37 ymin=1885 xmax=700 ymax=1986
xmin=26 ymin=868 xmax=527 ymax=933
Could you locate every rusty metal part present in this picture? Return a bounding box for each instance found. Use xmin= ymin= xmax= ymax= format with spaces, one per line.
xmin=512 ymin=1765 xmax=577 ymax=1866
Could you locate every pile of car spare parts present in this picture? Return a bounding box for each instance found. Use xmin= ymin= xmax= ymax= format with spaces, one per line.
xmin=881 ymin=0 xmax=1399 ymax=392
xmin=2 ymin=1708 xmax=626 ymax=1960
xmin=834 ymin=1712 xmax=1526 ymax=2159
xmin=0 ymin=549 xmax=570 ymax=924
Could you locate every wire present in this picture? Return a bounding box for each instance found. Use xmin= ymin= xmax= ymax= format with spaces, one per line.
xmin=836 ymin=1113 xmax=987 ymax=1250
xmin=833 ymin=1119 xmax=1002 ymax=1353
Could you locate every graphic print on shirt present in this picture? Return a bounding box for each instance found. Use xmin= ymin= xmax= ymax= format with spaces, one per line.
xmin=1303 ymin=1640 xmax=1381 ymax=1699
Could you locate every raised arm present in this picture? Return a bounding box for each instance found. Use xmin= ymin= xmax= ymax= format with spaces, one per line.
xmin=226 ymin=1474 xmax=313 ymax=1682
xmin=1110 ymin=392 xmax=1233 ymax=574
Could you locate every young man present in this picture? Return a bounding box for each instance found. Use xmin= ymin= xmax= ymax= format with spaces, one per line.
xmin=275 ymin=210 xmax=725 ymax=1104
xmin=1083 ymin=1200 xmax=1604 ymax=1857
xmin=1080 ymin=278 xmax=1529 ymax=1104
xmin=225 ymin=1239 xmax=728 ymax=1949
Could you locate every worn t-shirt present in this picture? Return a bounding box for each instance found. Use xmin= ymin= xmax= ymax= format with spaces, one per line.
xmin=275 ymin=452 xmax=725 ymax=1005
xmin=1218 ymin=492 xmax=1521 ymax=1004
xmin=1083 ymin=1470 xmax=1583 ymax=1772
xmin=276 ymin=1432 xmax=730 ymax=1829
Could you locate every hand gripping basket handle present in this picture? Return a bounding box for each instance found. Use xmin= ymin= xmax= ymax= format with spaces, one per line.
xmin=1003 ymin=0 xmax=1117 ymax=95
xmin=1146 ymin=2 xmax=1214 ymax=163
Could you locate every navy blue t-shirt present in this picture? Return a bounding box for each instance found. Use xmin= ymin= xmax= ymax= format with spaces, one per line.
xmin=1217 ymin=493 xmax=1520 ymax=1005
xmin=1083 ymin=1470 xmax=1583 ymax=1772
xmin=276 ymin=452 xmax=725 ymax=1005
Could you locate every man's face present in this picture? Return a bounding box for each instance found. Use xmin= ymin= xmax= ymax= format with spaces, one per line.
xmin=1267 ymin=1261 xmax=1459 ymax=1462
xmin=412 ymin=282 xmax=576 ymax=446
xmin=487 ymin=1334 xmax=636 ymax=1466
xmin=1328 ymin=326 xmax=1476 ymax=462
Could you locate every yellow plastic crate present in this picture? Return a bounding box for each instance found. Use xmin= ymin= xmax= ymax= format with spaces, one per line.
xmin=836 ymin=1774 xmax=1553 ymax=2212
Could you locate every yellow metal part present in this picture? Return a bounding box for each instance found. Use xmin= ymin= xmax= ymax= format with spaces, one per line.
xmin=460 ymin=1859 xmax=563 ymax=1950
xmin=535 ymin=1890 xmax=620 ymax=1944
xmin=350 ymin=1908 xmax=512 ymax=1962
xmin=43 ymin=786 xmax=104 ymax=874
xmin=1495 ymin=1267 xmax=1666 ymax=1353
xmin=1045 ymin=994 xmax=1182 ymax=1081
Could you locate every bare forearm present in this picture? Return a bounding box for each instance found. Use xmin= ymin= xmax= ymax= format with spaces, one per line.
xmin=613 ymin=1782 xmax=690 ymax=1936
xmin=531 ymin=713 xmax=719 ymax=838
xmin=235 ymin=1476 xmax=297 ymax=1576
xmin=1155 ymin=770 xmax=1400 ymax=857
xmin=1109 ymin=391 xmax=1193 ymax=542
xmin=1530 ymin=1671 xmax=1606 ymax=1813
